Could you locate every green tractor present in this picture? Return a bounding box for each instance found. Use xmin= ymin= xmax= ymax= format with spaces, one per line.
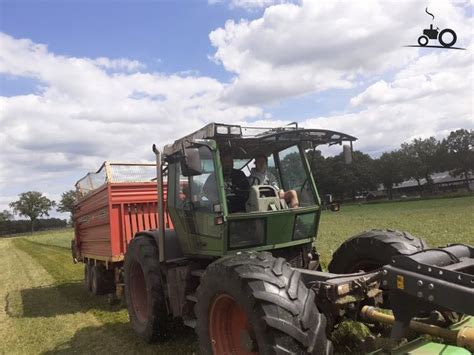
xmin=122 ymin=123 xmax=473 ymax=354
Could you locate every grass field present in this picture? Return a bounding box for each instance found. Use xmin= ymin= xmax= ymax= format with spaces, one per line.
xmin=1 ymin=196 xmax=473 ymax=354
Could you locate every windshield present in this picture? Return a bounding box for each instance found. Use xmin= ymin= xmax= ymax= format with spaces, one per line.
xmin=277 ymin=145 xmax=316 ymax=206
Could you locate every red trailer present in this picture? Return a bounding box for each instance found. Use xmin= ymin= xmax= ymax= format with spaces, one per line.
xmin=72 ymin=162 xmax=171 ymax=295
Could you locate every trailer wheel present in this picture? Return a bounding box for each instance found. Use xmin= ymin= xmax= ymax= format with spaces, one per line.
xmin=124 ymin=235 xmax=168 ymax=343
xmin=84 ymin=263 xmax=92 ymax=291
xmin=91 ymin=264 xmax=115 ymax=295
xmin=328 ymin=229 xmax=428 ymax=274
xmin=195 ymin=252 xmax=332 ymax=355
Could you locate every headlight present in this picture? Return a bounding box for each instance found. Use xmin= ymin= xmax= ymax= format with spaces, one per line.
xmin=216 ymin=125 xmax=229 ymax=135
xmin=215 ymin=124 xmax=242 ymax=136
xmin=229 ymin=126 xmax=242 ymax=135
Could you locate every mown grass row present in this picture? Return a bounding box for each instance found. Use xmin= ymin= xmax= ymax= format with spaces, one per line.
xmin=12 ymin=238 xmax=197 ymax=354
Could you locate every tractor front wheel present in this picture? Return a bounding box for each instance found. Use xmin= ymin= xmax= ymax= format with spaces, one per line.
xmin=124 ymin=236 xmax=169 ymax=343
xmin=195 ymin=252 xmax=332 ymax=354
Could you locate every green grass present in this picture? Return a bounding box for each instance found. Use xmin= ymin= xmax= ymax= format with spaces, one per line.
xmin=1 ymin=196 xmax=473 ymax=354
xmin=316 ymin=195 xmax=474 ymax=267
xmin=13 ymin=228 xmax=74 ymax=249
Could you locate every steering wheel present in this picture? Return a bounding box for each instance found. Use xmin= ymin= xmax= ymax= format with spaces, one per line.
xmin=248 ymin=176 xmax=261 ymax=186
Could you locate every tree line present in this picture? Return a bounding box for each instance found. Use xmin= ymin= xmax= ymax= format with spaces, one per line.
xmin=310 ymin=128 xmax=473 ymax=201
xmin=0 ymin=190 xmax=75 ymax=235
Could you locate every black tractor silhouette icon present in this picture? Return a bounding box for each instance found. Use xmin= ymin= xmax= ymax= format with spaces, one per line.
xmin=418 ymin=24 xmax=457 ymax=48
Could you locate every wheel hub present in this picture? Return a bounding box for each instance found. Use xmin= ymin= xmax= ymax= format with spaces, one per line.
xmin=209 ymin=294 xmax=257 ymax=354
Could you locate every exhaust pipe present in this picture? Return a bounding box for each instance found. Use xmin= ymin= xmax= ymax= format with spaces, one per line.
xmin=361 ymin=306 xmax=474 ymax=352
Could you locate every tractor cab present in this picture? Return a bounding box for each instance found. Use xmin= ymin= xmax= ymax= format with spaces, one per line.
xmin=162 ymin=123 xmax=356 ymax=258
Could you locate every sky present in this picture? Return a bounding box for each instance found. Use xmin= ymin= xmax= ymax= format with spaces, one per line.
xmin=0 ymin=0 xmax=473 ymax=219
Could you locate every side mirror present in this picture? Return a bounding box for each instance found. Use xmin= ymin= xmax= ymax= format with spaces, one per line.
xmin=343 ymin=144 xmax=353 ymax=165
xmin=181 ymin=148 xmax=202 ymax=176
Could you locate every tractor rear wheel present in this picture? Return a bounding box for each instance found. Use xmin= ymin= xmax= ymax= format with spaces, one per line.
xmin=328 ymin=229 xmax=428 ymax=274
xmin=195 ymin=252 xmax=332 ymax=355
xmin=124 ymin=236 xmax=169 ymax=343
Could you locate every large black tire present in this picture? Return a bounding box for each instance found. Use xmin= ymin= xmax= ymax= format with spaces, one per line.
xmin=91 ymin=264 xmax=115 ymax=295
xmin=84 ymin=263 xmax=92 ymax=291
xmin=195 ymin=251 xmax=332 ymax=355
xmin=124 ymin=236 xmax=169 ymax=343
xmin=438 ymin=28 xmax=457 ymax=47
xmin=328 ymin=229 xmax=428 ymax=274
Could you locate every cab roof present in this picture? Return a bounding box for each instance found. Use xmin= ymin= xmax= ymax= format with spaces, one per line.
xmin=163 ymin=122 xmax=357 ymax=159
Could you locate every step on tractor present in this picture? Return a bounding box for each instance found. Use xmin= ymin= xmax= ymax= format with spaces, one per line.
xmin=72 ymin=123 xmax=474 ymax=354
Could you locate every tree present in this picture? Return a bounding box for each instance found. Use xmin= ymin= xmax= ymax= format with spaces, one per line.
xmin=308 ymin=150 xmax=331 ymax=196
xmin=319 ymin=151 xmax=377 ymax=201
xmin=0 ymin=210 xmax=14 ymax=222
xmin=9 ymin=191 xmax=56 ymax=233
xmin=443 ymin=129 xmax=474 ymax=191
xmin=375 ymin=151 xmax=405 ymax=200
xmin=57 ymin=190 xmax=77 ymax=218
xmin=400 ymin=137 xmax=443 ymax=195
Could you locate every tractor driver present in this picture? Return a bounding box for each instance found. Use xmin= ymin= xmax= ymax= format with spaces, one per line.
xmin=203 ymin=152 xmax=250 ymax=213
xmin=249 ymin=154 xmax=299 ymax=208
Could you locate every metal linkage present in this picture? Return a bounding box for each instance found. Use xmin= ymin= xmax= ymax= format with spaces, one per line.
xmin=381 ymin=244 xmax=474 ymax=341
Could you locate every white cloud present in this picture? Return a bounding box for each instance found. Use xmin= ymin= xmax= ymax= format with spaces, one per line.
xmin=209 ymin=0 xmax=472 ymax=105
xmin=209 ymin=0 xmax=292 ymax=10
xmin=92 ymin=57 xmax=144 ymax=71
xmin=1 ymin=0 xmax=473 ymax=213
xmin=0 ymin=32 xmax=262 ymax=211
xmin=302 ymin=46 xmax=473 ymax=156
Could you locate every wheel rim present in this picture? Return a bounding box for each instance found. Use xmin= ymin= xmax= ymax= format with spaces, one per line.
xmin=209 ymin=294 xmax=257 ymax=354
xmin=130 ymin=261 xmax=148 ymax=324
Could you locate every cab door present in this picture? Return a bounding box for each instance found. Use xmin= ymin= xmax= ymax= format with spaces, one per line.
xmin=167 ymin=146 xmax=225 ymax=256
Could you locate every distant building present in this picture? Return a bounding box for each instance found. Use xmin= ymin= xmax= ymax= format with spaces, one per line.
xmin=367 ymin=171 xmax=473 ymax=199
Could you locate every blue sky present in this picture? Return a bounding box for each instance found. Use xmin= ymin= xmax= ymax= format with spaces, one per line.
xmin=0 ymin=0 xmax=472 ymax=217
xmin=1 ymin=1 xmax=244 ymax=85
xmin=0 ymin=0 xmax=367 ymax=120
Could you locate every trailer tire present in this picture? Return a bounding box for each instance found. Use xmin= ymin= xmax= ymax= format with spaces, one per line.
xmin=124 ymin=235 xmax=168 ymax=343
xmin=84 ymin=263 xmax=92 ymax=291
xmin=328 ymin=229 xmax=428 ymax=274
xmin=91 ymin=264 xmax=115 ymax=295
xmin=195 ymin=252 xmax=332 ymax=355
